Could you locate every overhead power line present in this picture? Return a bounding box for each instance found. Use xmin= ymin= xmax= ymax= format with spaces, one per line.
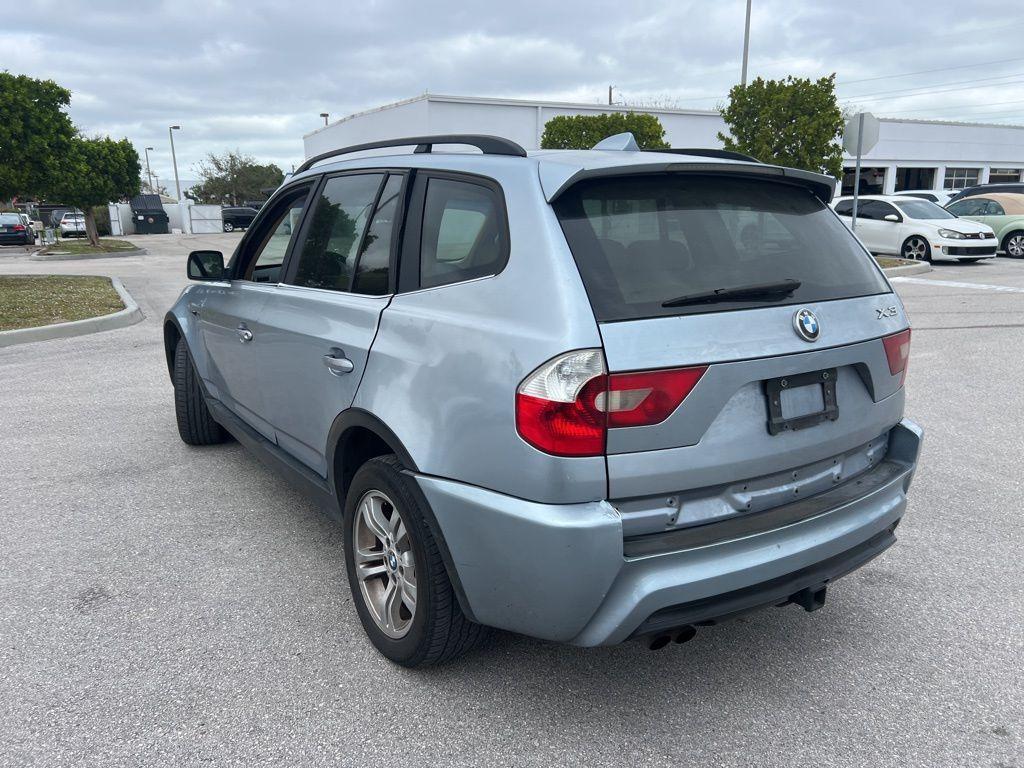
xmin=837 ymin=57 xmax=1024 ymax=86
xmin=839 ymin=71 xmax=1024 ymax=99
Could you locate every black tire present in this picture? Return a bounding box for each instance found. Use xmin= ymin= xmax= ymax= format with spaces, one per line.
xmin=223 ymin=221 xmax=234 ymax=232
xmin=343 ymin=455 xmax=489 ymax=667
xmin=173 ymin=337 xmax=227 ymax=445
xmin=1001 ymin=230 xmax=1024 ymax=258
xmin=901 ymin=235 xmax=931 ymax=262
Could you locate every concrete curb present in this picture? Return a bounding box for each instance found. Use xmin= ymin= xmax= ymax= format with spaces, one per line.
xmin=0 ymin=277 xmax=144 ymax=348
xmin=31 ymin=247 xmax=146 ymax=262
xmin=883 ymin=262 xmax=932 ymax=277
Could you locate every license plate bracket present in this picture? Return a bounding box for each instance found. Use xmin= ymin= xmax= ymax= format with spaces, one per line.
xmin=765 ymin=368 xmax=838 ymax=435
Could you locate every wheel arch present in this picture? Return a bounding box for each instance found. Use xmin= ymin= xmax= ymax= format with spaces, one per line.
xmin=163 ymin=313 xmax=183 ymax=380
xmin=901 ymin=233 xmax=931 ymax=259
xmin=327 ymin=409 xmax=478 ymax=623
xmin=327 ymin=408 xmax=420 ymax=506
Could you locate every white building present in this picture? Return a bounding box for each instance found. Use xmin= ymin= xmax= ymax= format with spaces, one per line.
xmin=304 ymin=93 xmax=1024 ymax=195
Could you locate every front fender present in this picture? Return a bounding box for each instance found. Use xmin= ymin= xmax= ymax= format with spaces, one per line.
xmin=163 ymin=285 xmax=207 ymax=381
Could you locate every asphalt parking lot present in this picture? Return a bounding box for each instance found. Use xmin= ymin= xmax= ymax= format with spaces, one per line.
xmin=1 ymin=237 xmax=1022 ymax=767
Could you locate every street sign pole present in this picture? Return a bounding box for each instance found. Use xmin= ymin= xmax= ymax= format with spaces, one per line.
xmin=851 ymin=112 xmax=864 ymax=232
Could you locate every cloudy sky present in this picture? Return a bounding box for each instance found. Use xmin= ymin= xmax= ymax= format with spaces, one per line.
xmin=6 ymin=0 xmax=1022 ymax=184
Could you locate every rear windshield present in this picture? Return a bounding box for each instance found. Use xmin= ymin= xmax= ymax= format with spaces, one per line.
xmin=553 ymin=174 xmax=890 ymax=321
xmin=0 ymin=213 xmax=21 ymax=224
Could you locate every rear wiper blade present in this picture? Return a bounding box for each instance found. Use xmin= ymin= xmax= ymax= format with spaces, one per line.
xmin=661 ymin=279 xmax=802 ymax=308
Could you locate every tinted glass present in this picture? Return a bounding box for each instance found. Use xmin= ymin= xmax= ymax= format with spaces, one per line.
xmin=420 ymin=178 xmax=504 ymax=288
xmin=856 ymin=201 xmax=888 ymax=220
xmin=985 ymin=201 xmax=1005 ymax=215
xmin=0 ymin=213 xmax=21 ymax=225
xmin=834 ymin=200 xmax=854 ymax=216
xmin=948 ymin=199 xmax=988 ymax=216
xmin=352 ymin=174 xmax=402 ymax=295
xmin=291 ymin=174 xmax=383 ymax=292
xmin=554 ymin=175 xmax=889 ymax=321
xmin=895 ymin=200 xmax=953 ymax=220
xmin=245 ymin=192 xmax=309 ymax=283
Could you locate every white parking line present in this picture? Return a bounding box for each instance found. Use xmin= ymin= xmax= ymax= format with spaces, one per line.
xmin=890 ymin=277 xmax=1024 ymax=293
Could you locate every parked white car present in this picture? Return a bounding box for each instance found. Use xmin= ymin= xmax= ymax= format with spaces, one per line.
xmin=832 ymin=195 xmax=997 ymax=262
xmin=894 ymin=189 xmax=959 ymax=207
xmin=59 ymin=211 xmax=87 ymax=238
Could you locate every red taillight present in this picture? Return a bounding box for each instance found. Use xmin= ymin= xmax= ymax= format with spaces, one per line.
xmin=515 ymin=350 xmax=707 ymax=457
xmin=13 ymin=224 xmax=25 ymax=231
xmin=601 ymin=367 xmax=707 ymax=427
xmin=882 ymin=329 xmax=912 ymax=387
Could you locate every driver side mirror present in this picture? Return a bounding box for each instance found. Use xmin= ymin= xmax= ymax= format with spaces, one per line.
xmin=883 ymin=213 xmax=900 ymax=223
xmin=187 ymin=250 xmax=226 ymax=281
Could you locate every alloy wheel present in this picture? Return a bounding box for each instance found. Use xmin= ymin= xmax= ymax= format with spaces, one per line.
xmin=352 ymin=490 xmax=417 ymax=639
xmin=1007 ymin=234 xmax=1024 ymax=257
xmin=903 ymin=237 xmax=928 ymax=260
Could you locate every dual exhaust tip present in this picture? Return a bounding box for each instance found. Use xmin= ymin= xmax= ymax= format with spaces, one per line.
xmin=647 ymin=625 xmax=697 ymax=651
xmin=644 ymin=585 xmax=829 ymax=651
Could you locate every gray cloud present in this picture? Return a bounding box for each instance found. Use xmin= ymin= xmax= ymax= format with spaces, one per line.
xmin=5 ymin=0 xmax=1023 ymax=182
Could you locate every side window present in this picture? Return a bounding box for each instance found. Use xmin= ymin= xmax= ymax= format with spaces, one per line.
xmin=856 ymin=201 xmax=883 ymax=220
xmin=985 ymin=200 xmax=1006 ymax=215
xmin=834 ymin=201 xmax=854 ymax=216
xmin=420 ymin=178 xmax=505 ymax=289
xmin=243 ymin=188 xmax=311 ymax=283
xmin=950 ymin=199 xmax=986 ymax=216
xmin=290 ymin=174 xmax=384 ymax=292
xmin=877 ymin=202 xmax=900 ymax=221
xmin=352 ymin=174 xmax=403 ymax=295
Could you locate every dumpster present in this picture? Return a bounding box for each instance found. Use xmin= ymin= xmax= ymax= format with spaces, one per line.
xmin=130 ymin=194 xmax=169 ymax=234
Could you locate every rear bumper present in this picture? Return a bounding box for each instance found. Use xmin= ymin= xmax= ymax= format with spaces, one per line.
xmin=415 ymin=418 xmax=923 ymax=646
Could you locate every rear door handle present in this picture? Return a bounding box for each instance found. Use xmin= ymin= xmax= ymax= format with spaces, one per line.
xmin=323 ymin=349 xmax=354 ymax=375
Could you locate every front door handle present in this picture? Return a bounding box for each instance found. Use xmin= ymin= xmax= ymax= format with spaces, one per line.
xmin=323 ymin=350 xmax=354 ymax=375
xmin=237 ymin=325 xmax=253 ymax=343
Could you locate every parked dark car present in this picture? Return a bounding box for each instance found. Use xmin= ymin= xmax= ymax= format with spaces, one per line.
xmin=947 ymin=183 xmax=1024 ymax=204
xmin=0 ymin=212 xmax=34 ymax=245
xmin=221 ymin=206 xmax=259 ymax=232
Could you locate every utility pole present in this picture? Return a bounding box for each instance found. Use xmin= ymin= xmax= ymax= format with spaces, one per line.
xmin=168 ymin=125 xmax=182 ymax=203
xmin=741 ymin=0 xmax=752 ymax=86
xmin=608 ymin=85 xmax=614 ymax=105
xmin=320 ymin=112 xmax=329 ymax=126
xmin=144 ymin=147 xmax=154 ymax=193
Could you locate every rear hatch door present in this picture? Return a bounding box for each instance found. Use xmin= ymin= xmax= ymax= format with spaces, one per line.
xmin=553 ymin=172 xmax=909 ymax=499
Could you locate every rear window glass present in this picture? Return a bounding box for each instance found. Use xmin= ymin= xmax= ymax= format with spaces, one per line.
xmin=0 ymin=214 xmax=21 ymax=224
xmin=553 ymin=174 xmax=890 ymax=321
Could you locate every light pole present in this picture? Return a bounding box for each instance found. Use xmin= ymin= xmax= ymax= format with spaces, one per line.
xmin=319 ymin=112 xmax=329 ymax=126
xmin=144 ymin=147 xmax=154 ymax=193
xmin=740 ymin=0 xmax=752 ymax=86
xmin=168 ymin=125 xmax=182 ymax=203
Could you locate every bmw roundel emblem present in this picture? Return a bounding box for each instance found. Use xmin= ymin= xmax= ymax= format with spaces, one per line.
xmin=793 ymin=308 xmax=820 ymax=342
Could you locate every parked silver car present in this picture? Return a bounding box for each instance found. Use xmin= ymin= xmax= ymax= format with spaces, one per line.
xmin=165 ymin=133 xmax=922 ymax=667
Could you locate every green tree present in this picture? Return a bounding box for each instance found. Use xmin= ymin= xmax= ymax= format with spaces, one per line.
xmin=0 ymin=73 xmax=76 ymax=202
xmin=50 ymin=136 xmax=141 ymax=246
xmin=190 ymin=150 xmax=284 ymax=205
xmin=717 ymin=74 xmax=844 ymax=178
xmin=540 ymin=112 xmax=670 ymax=150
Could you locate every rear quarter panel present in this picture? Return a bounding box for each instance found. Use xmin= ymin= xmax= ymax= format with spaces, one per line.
xmin=354 ymin=164 xmax=607 ymax=504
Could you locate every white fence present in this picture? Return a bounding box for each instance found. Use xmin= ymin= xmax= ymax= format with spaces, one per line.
xmin=189 ymin=204 xmax=223 ymax=234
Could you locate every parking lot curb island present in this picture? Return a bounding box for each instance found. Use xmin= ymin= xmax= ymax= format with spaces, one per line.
xmin=0 ymin=276 xmax=144 ymax=348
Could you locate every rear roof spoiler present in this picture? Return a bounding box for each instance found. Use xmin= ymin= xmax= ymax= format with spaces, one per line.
xmin=540 ymin=160 xmax=836 ymax=205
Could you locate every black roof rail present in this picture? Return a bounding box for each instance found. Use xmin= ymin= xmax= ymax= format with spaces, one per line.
xmin=295 ymin=134 xmax=527 ymax=174
xmin=644 ymin=147 xmax=762 ymax=163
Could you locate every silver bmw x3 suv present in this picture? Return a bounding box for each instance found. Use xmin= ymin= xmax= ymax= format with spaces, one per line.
xmin=165 ymin=133 xmax=922 ymax=667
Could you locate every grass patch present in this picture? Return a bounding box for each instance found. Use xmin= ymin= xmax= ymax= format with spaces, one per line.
xmin=43 ymin=238 xmax=138 ymax=255
xmin=0 ymin=275 xmax=124 ymax=332
xmin=875 ymin=257 xmax=918 ymax=269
